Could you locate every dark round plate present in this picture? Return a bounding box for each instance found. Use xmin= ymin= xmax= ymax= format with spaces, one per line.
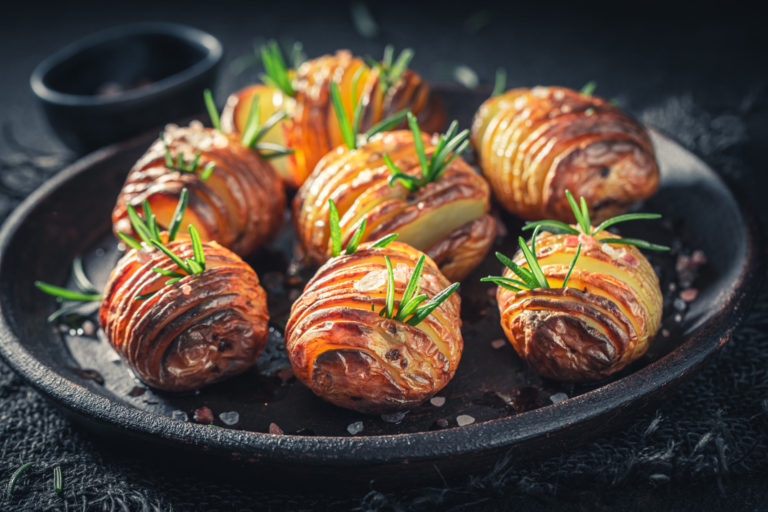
xmin=0 ymin=88 xmax=762 ymax=485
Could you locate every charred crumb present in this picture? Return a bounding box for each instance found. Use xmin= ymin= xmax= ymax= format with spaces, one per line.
xmin=128 ymin=386 xmax=146 ymax=397
xmin=194 ymin=406 xmax=214 ymax=424
xmin=73 ymin=368 xmax=104 ymax=385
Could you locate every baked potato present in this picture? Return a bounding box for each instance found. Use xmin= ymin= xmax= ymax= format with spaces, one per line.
xmin=471 ymin=86 xmax=659 ymax=222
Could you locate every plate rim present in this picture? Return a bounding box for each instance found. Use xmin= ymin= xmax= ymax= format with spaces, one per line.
xmin=0 ymin=126 xmax=763 ymax=467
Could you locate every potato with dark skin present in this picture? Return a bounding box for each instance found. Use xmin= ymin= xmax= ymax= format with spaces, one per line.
xmin=471 ymin=86 xmax=659 ymax=222
xmin=112 ymin=122 xmax=285 ymax=257
xmin=221 ymin=50 xmax=445 ymax=188
xmin=495 ymin=230 xmax=662 ymax=381
xmin=285 ymin=241 xmax=462 ymax=414
xmin=99 ymin=235 xmax=269 ymax=391
xmin=293 ymin=130 xmax=495 ymax=281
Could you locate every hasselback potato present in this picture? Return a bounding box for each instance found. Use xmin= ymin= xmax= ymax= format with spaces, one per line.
xmin=112 ymin=121 xmax=285 ymax=257
xmin=294 ymin=122 xmax=495 ymax=282
xmin=221 ymin=47 xmax=445 ymax=187
xmin=487 ymin=195 xmax=664 ymax=381
xmin=285 ymin=241 xmax=462 ymax=413
xmin=471 ymin=86 xmax=659 ymax=222
xmin=99 ymin=232 xmax=269 ymax=391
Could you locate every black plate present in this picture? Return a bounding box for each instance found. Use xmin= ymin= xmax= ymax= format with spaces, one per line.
xmin=0 ymin=88 xmax=762 ymax=485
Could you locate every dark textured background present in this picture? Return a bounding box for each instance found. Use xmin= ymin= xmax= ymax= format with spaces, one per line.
xmin=1 ymin=1 xmax=766 ymax=510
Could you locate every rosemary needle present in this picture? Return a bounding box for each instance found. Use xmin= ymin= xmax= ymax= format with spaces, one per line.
xmin=6 ymin=461 xmax=35 ymax=501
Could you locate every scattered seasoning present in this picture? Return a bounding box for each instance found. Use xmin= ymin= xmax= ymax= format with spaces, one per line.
xmin=661 ymin=329 xmax=671 ymax=338
xmin=269 ymin=423 xmax=284 ymax=435
xmin=73 ymin=368 xmax=104 ymax=386
xmin=52 ymin=466 xmax=63 ymax=495
xmin=5 ymin=461 xmax=35 ymax=501
xmin=491 ymin=339 xmax=506 ymax=349
xmin=218 ymin=411 xmax=240 ymax=426
xmin=430 ymin=396 xmax=446 ymax=407
xmin=380 ymin=411 xmax=408 ymax=424
xmin=347 ymin=421 xmax=364 ymax=435
xmin=81 ymin=320 xmax=97 ymax=337
xmin=549 ymin=392 xmax=569 ymax=404
xmin=193 ymin=406 xmax=214 ymax=424
xmin=673 ymin=298 xmax=687 ymax=312
xmin=171 ymin=410 xmax=188 ymax=422
xmin=128 ymin=386 xmax=146 ymax=397
xmin=680 ymin=288 xmax=699 ymax=302
xmin=456 ymin=414 xmax=475 ymax=426
xmin=431 ymin=418 xmax=450 ymax=430
xmin=453 ymin=65 xmax=479 ymax=89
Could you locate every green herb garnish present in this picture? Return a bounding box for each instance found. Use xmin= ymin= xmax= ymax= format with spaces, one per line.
xmin=522 ymin=190 xmax=670 ymax=251
xmin=328 ymin=198 xmax=396 ymax=257
xmin=492 ymin=68 xmax=507 ymax=97
xmin=260 ymin=40 xmax=295 ymax=97
xmin=580 ymin=80 xmax=597 ymax=96
xmin=481 ymin=227 xmax=584 ymax=292
xmin=52 ymin=466 xmax=63 ymax=495
xmin=159 ymin=133 xmax=215 ymax=181
xmin=378 ymin=254 xmax=460 ymax=326
xmin=6 ymin=461 xmax=35 ymax=501
xmin=35 ymin=256 xmax=103 ymax=322
xmin=329 ymin=76 xmax=408 ymax=150
xmin=366 ymin=45 xmax=414 ymax=94
xmin=385 ymin=113 xmax=469 ymax=192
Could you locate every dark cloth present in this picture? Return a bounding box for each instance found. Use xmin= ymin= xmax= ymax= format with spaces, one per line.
xmin=1 ymin=2 xmax=767 ymax=510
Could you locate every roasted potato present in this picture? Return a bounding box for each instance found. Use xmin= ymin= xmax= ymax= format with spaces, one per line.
xmin=99 ymin=235 xmax=269 ymax=391
xmin=112 ymin=122 xmax=285 ymax=257
xmin=285 ymin=241 xmax=462 ymax=413
xmin=294 ymin=130 xmax=495 ymax=281
xmin=495 ymin=230 xmax=663 ymax=381
xmin=222 ymin=50 xmax=444 ymax=187
xmin=471 ymin=86 xmax=659 ymax=222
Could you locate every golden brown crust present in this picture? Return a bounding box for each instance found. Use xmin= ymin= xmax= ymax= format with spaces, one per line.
xmin=112 ymin=122 xmax=285 ymax=256
xmin=222 ymin=50 xmax=445 ymax=188
xmin=98 ymin=236 xmax=269 ymax=391
xmin=293 ymin=130 xmax=494 ymax=281
xmin=284 ymin=241 xmax=462 ymax=413
xmin=471 ymin=86 xmax=659 ymax=222
xmin=495 ymin=230 xmax=662 ymax=381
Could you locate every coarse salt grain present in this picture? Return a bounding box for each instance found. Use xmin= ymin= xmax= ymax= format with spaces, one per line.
xmin=218 ymin=411 xmax=240 ymax=426
xmin=456 ymin=414 xmax=475 ymax=426
xmin=491 ymin=339 xmax=506 ymax=349
xmin=680 ymin=288 xmax=698 ymax=302
xmin=347 ymin=421 xmax=364 ymax=435
xmin=430 ymin=396 xmax=446 ymax=407
xmin=549 ymin=392 xmax=568 ymax=404
xmin=269 ymin=423 xmax=284 ymax=435
xmin=171 ymin=410 xmax=188 ymax=422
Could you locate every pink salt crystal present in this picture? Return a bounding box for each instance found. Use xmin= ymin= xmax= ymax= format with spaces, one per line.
xmin=680 ymin=288 xmax=699 ymax=302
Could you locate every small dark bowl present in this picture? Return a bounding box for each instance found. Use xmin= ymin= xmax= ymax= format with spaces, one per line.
xmin=30 ymin=22 xmax=222 ymax=153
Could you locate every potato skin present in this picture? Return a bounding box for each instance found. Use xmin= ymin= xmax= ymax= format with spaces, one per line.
xmin=112 ymin=122 xmax=285 ymax=257
xmin=99 ymin=236 xmax=269 ymax=391
xmin=222 ymin=50 xmax=445 ymax=188
xmin=285 ymin=241 xmax=462 ymax=413
xmin=471 ymin=86 xmax=659 ymax=222
xmin=496 ymin=230 xmax=662 ymax=381
xmin=294 ymin=130 xmax=494 ymax=281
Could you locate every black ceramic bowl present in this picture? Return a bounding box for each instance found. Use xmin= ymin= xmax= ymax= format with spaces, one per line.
xmin=30 ymin=22 xmax=222 ymax=153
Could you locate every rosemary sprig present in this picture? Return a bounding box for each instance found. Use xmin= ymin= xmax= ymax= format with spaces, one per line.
xmin=385 ymin=113 xmax=470 ymax=192
xmin=35 ymin=256 xmax=103 ymax=322
xmin=481 ymin=227 xmax=584 ymax=292
xmin=159 ymin=133 xmax=215 ymax=181
xmin=204 ymin=89 xmax=293 ymax=159
xmin=378 ymin=254 xmax=460 ymax=326
xmin=328 ymin=199 xmax=395 ymax=256
xmin=580 ymin=80 xmax=597 ymax=96
xmin=33 ymin=282 xmax=101 ymax=303
xmin=522 ymin=190 xmax=669 ymax=251
xmin=367 ymin=45 xmax=414 ymax=94
xmin=6 ymin=461 xmax=35 ymax=501
xmin=492 ymin=68 xmax=507 ymax=97
xmin=329 ymin=76 xmax=408 ymax=150
xmin=260 ymin=40 xmax=295 ymax=97
xmin=53 ymin=466 xmax=63 ymax=495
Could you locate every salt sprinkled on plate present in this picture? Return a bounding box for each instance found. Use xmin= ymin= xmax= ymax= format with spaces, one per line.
xmin=347 ymin=421 xmax=364 ymax=435
xmin=430 ymin=396 xmax=446 ymax=407
xmin=269 ymin=423 xmax=284 ymax=435
xmin=549 ymin=392 xmax=568 ymax=404
xmin=171 ymin=410 xmax=188 ymax=422
xmin=491 ymin=339 xmax=506 ymax=349
xmin=219 ymin=411 xmax=240 ymax=426
xmin=355 ymin=270 xmax=386 ymax=293
xmin=381 ymin=411 xmax=408 ymax=424
xmin=456 ymin=414 xmax=475 ymax=426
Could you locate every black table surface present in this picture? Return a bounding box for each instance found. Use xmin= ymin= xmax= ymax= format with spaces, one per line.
xmin=1 ymin=2 xmax=767 ymax=510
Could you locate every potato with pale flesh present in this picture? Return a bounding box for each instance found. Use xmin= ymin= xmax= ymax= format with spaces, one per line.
xmin=285 ymin=241 xmax=462 ymax=413
xmin=471 ymin=86 xmax=659 ymax=222
xmin=112 ymin=122 xmax=285 ymax=257
xmin=294 ymin=129 xmax=494 ymax=281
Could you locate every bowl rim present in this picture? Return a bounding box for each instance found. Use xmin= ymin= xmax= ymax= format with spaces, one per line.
xmin=29 ymin=22 xmax=223 ymax=108
xmin=0 ymin=123 xmax=763 ymax=467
